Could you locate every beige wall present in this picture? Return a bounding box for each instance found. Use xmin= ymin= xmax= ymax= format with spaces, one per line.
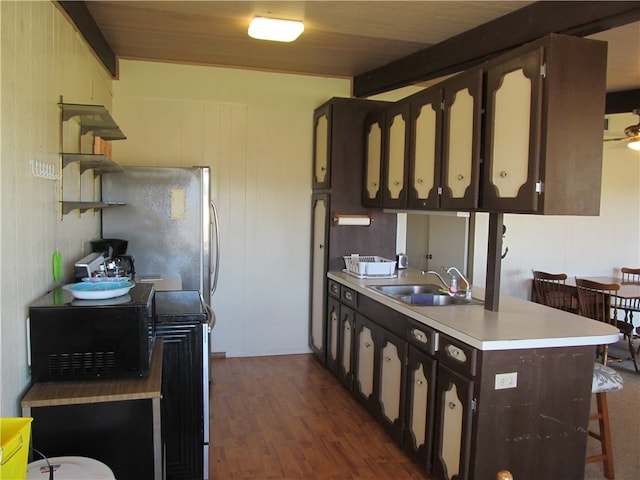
xmin=112 ymin=60 xmax=350 ymax=357
xmin=0 ymin=1 xmax=113 ymax=415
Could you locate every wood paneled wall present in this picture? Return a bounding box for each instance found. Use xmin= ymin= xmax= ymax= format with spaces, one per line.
xmin=0 ymin=1 xmax=113 ymax=415
xmin=112 ymin=60 xmax=350 ymax=357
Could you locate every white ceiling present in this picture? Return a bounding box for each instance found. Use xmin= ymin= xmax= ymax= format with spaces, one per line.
xmin=81 ymin=1 xmax=640 ymax=93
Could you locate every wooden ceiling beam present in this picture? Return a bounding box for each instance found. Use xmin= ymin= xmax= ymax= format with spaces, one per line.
xmin=605 ymin=89 xmax=640 ymax=114
xmin=353 ymin=1 xmax=640 ymax=97
xmin=56 ymin=1 xmax=117 ymax=77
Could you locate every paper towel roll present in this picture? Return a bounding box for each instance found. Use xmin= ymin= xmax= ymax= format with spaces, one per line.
xmin=333 ymin=214 xmax=372 ymax=226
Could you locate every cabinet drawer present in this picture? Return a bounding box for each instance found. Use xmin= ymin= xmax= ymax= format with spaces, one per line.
xmin=406 ymin=318 xmax=438 ymax=355
xmin=341 ymin=286 xmax=357 ymax=306
xmin=437 ymin=334 xmax=477 ymax=377
xmin=328 ymin=279 xmax=341 ymax=298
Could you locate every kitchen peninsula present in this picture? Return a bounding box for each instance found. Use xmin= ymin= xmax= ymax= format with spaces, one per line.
xmin=325 ymin=268 xmax=619 ymax=480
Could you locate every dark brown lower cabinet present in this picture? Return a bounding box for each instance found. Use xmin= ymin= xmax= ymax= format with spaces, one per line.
xmin=354 ymin=313 xmax=407 ymax=444
xmin=325 ymin=279 xmax=596 ymax=480
xmin=354 ymin=314 xmax=380 ymax=416
xmin=404 ymin=345 xmax=437 ymax=471
xmin=338 ymin=305 xmax=356 ymax=390
xmin=326 ymin=296 xmax=341 ymax=376
xmin=432 ymin=364 xmax=475 ymax=480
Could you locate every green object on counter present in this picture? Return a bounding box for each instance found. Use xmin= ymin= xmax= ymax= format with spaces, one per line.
xmin=52 ymin=250 xmax=62 ymax=281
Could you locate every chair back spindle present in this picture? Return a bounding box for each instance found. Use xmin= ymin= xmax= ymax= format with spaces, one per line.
xmin=532 ymin=271 xmax=574 ymax=311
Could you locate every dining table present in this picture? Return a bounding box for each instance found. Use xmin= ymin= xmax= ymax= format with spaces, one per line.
xmin=532 ymin=275 xmax=640 ymax=319
xmin=567 ymin=276 xmax=640 ymax=322
xmin=569 ymin=276 xmax=640 ymax=299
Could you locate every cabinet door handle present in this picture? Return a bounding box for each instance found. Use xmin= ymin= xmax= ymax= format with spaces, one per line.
xmin=500 ymin=170 xmax=508 ymax=178
xmin=457 ymin=174 xmax=464 ymax=181
xmin=411 ymin=329 xmax=427 ymax=344
xmin=394 ymin=180 xmax=400 ymax=186
xmin=320 ymin=166 xmax=326 ymax=172
xmin=446 ymin=344 xmax=467 ymax=363
xmin=417 ymin=178 xmax=423 ymax=184
xmin=365 ymin=342 xmax=372 ymax=348
xmin=345 ymin=291 xmax=352 ymax=301
xmin=384 ymin=356 xmax=392 ymax=362
xmin=448 ymin=401 xmax=457 ymax=410
xmin=416 ymin=379 xmax=424 ymax=386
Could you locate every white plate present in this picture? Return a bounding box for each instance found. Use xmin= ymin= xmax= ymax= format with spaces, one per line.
xmin=63 ymin=280 xmax=135 ymax=300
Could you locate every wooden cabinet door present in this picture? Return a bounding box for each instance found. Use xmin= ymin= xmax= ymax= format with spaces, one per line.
xmin=383 ymin=102 xmax=410 ymax=208
xmin=354 ymin=314 xmax=378 ymax=415
xmin=326 ymin=296 xmax=340 ymax=375
xmin=377 ymin=328 xmax=408 ymax=444
xmin=404 ymin=345 xmax=437 ymax=472
xmin=309 ymin=193 xmax=329 ymax=363
xmin=407 ymin=69 xmax=481 ymax=211
xmin=338 ymin=305 xmax=356 ymax=390
xmin=440 ymin=70 xmax=482 ymax=210
xmin=408 ymin=87 xmax=442 ymax=209
xmin=433 ymin=364 xmax=475 ymax=480
xmin=482 ymin=48 xmax=544 ymax=212
xmin=363 ymin=110 xmax=385 ymax=207
xmin=312 ymin=102 xmax=332 ymax=190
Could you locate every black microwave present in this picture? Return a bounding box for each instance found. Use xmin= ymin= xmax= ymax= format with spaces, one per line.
xmin=28 ymin=282 xmax=155 ymax=382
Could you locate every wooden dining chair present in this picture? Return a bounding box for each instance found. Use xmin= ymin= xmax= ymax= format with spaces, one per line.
xmin=619 ymin=267 xmax=640 ymax=323
xmin=576 ymin=278 xmax=638 ymax=373
xmin=532 ymin=271 xmax=575 ymax=312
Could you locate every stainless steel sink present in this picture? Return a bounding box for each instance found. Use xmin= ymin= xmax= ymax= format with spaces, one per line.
xmin=368 ymin=284 xmax=476 ymax=306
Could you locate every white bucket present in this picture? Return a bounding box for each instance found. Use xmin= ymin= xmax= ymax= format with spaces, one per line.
xmin=27 ymin=456 xmax=115 ymax=479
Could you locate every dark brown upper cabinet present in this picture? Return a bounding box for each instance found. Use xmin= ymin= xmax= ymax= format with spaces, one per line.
xmin=408 ymin=70 xmax=482 ymax=210
xmin=363 ymin=110 xmax=386 ymax=207
xmin=312 ymin=102 xmax=332 ymax=190
xmin=481 ymin=34 xmax=607 ymax=215
xmin=382 ymin=102 xmax=411 ymax=208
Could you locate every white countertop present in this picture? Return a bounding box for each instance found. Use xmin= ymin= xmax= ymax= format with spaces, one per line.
xmin=328 ymin=269 xmax=619 ymax=351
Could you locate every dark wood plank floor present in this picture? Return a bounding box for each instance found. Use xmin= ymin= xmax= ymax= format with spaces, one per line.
xmin=210 ymin=353 xmax=432 ymax=480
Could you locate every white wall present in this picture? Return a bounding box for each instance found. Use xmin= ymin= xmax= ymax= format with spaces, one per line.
xmin=472 ymin=115 xmax=640 ymax=300
xmin=112 ymin=60 xmax=350 ymax=357
xmin=0 ymin=1 xmax=113 ymax=416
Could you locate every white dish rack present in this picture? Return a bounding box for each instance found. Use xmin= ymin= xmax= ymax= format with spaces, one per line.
xmin=343 ymin=255 xmax=397 ymax=279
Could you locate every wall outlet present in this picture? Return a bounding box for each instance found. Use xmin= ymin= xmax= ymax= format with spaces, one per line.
xmin=495 ymin=372 xmax=518 ymax=390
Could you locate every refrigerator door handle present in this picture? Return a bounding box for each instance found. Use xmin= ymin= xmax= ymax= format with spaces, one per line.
xmin=210 ymin=200 xmax=220 ymax=296
xmin=205 ymin=303 xmax=216 ymax=330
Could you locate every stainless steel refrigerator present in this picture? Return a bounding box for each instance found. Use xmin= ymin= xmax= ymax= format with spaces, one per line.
xmin=101 ymin=166 xmax=219 ymax=305
xmin=102 ymin=166 xmax=218 ymax=480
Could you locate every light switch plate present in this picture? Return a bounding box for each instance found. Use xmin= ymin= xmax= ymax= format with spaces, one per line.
xmin=495 ymin=372 xmax=518 ymax=390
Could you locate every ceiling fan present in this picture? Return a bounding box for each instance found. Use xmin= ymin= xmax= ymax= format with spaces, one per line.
xmin=604 ymin=109 xmax=640 ymax=150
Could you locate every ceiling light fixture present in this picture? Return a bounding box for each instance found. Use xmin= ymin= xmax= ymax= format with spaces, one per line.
xmin=625 ymin=110 xmax=640 ymax=151
xmin=248 ymin=16 xmax=304 ymax=42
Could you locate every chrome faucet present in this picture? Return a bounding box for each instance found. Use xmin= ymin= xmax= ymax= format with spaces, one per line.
xmin=420 ymin=270 xmax=449 ymax=290
xmin=421 ymin=266 xmax=472 ymax=299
